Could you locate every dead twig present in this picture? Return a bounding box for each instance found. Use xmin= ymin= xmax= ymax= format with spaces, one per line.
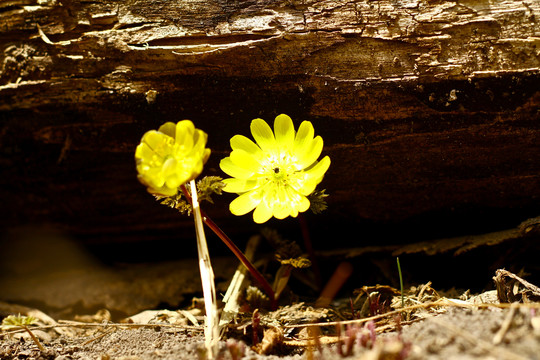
xmin=82 ymin=327 xmax=116 ymax=346
xmin=0 ymin=321 xmax=202 ymax=338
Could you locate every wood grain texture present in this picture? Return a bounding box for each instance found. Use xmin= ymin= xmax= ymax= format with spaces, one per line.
xmin=0 ymin=0 xmax=539 ymax=249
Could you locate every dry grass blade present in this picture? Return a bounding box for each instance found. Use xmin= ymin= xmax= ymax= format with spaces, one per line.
xmin=190 ymin=179 xmax=219 ymax=359
xmin=1 ymin=321 xmax=202 ymax=338
xmin=220 ymin=235 xmax=261 ymax=332
xmin=493 ymin=303 xmax=519 ymax=345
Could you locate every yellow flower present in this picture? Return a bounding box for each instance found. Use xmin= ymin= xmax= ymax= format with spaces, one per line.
xmin=220 ymin=114 xmax=331 ymax=223
xmin=135 ymin=120 xmax=211 ymax=196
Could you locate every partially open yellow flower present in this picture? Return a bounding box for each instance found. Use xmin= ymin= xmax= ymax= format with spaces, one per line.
xmin=135 ymin=120 xmax=211 ymax=196
xmin=220 ymin=114 xmax=331 ymax=223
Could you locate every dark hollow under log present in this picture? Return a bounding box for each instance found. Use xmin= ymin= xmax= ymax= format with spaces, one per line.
xmin=0 ymin=0 xmax=539 ymax=260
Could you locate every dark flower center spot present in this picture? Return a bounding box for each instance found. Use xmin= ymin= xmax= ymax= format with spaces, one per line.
xmin=274 ymin=167 xmax=280 ymax=174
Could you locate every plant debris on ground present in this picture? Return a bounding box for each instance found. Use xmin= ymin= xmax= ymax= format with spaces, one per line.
xmin=2 ymin=268 xmax=540 ymax=360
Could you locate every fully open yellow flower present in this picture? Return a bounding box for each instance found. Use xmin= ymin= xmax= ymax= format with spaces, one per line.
xmin=135 ymin=120 xmax=211 ymax=196
xmin=220 ymin=114 xmax=331 ymax=223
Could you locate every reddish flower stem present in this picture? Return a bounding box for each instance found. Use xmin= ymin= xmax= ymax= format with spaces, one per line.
xmin=298 ymin=213 xmax=323 ymax=291
xmin=180 ymin=185 xmax=276 ymax=308
xmin=200 ymin=209 xmax=277 ymax=308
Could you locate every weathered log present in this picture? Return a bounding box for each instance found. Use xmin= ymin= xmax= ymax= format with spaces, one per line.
xmin=0 ymin=0 xmax=539 ymax=251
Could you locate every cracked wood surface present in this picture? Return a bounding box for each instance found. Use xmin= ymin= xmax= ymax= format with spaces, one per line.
xmin=0 ymin=0 xmax=539 ymax=248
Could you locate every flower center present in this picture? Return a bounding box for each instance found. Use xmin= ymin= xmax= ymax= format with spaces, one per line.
xmin=272 ymin=166 xmax=286 ymax=181
xmin=262 ymin=152 xmax=298 ymax=184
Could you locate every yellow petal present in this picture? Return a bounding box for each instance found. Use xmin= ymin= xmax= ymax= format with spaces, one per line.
xmin=250 ymin=118 xmax=276 ymax=152
xmin=176 ymin=120 xmax=195 ymax=150
xmin=230 ymin=149 xmax=262 ymax=171
xmin=223 ymin=178 xmax=260 ymax=193
xmin=135 ymin=142 xmax=156 ymax=162
xmin=230 ymin=135 xmax=263 ymax=160
xmin=296 ymin=136 xmax=323 ymax=169
xmin=147 ymin=184 xmax=177 ymax=196
xmin=189 ymin=159 xmax=204 ymax=181
xmin=253 ymin=199 xmax=273 ymax=223
xmin=162 ymin=157 xmax=177 ymax=176
xmin=142 ymin=130 xmax=167 ymax=151
xmin=273 ymin=203 xmax=291 ymax=220
xmin=189 ymin=129 xmax=208 ymax=158
xmin=295 ymin=156 xmax=331 ymax=195
xmin=137 ymin=167 xmax=164 ymax=189
xmin=165 ymin=174 xmax=181 ymax=189
xmin=158 ymin=122 xmax=176 ymax=139
xmin=274 ymin=114 xmax=295 ymax=149
xmin=293 ymin=121 xmax=315 ymax=157
xmin=293 ymin=190 xmax=311 ymax=213
xmin=258 ymin=183 xmax=287 ymax=220
xmin=220 ymin=157 xmax=254 ymax=180
xmin=305 ymin=155 xmax=331 ymax=181
xmin=230 ymin=190 xmax=261 ymax=215
xmin=202 ymin=148 xmax=211 ymax=164
xmin=275 ymin=185 xmax=293 ymax=219
xmin=299 ymin=196 xmax=310 ymax=212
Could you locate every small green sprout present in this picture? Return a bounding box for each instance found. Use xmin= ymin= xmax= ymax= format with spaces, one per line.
xmin=2 ymin=314 xmax=45 ymax=352
xmin=397 ymin=257 xmax=405 ymax=309
xmin=220 ymin=114 xmax=331 ymax=223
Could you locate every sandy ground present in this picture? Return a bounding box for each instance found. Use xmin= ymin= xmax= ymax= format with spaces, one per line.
xmin=2 ymin=302 xmax=540 ymax=360
xmin=2 ymin=230 xmax=540 ymax=360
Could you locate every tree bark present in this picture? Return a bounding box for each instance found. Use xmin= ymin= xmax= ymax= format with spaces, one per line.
xmin=1 ymin=0 xmax=539 ymax=247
